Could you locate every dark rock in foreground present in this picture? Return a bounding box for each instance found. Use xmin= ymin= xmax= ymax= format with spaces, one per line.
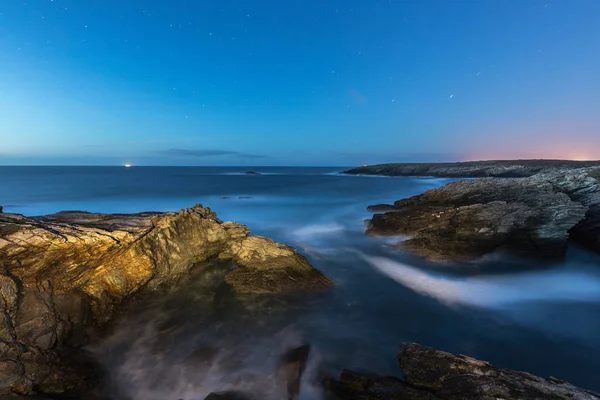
xmin=363 ymin=164 xmax=600 ymax=261
xmin=327 ymin=343 xmax=600 ymax=400
xmin=0 ymin=205 xmax=332 ymax=396
xmin=344 ymin=159 xmax=600 ymax=177
xmin=278 ymin=344 xmax=311 ymax=400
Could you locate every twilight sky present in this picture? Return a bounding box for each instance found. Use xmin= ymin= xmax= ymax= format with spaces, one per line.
xmin=1 ymin=0 xmax=599 ymax=166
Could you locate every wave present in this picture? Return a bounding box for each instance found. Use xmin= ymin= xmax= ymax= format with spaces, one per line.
xmin=361 ymin=254 xmax=600 ymax=308
xmin=293 ymin=223 xmax=345 ymax=238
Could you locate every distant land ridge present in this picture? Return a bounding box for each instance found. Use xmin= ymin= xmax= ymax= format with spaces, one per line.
xmin=343 ymin=159 xmax=600 ymax=178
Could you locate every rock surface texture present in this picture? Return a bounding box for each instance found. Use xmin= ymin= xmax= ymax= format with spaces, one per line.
xmin=349 ymin=161 xmax=600 ymax=261
xmin=327 ymin=343 xmax=600 ymax=400
xmin=0 ymin=205 xmax=331 ymax=396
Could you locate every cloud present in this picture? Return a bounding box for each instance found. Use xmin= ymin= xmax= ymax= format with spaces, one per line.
xmin=152 ymin=149 xmax=266 ymax=159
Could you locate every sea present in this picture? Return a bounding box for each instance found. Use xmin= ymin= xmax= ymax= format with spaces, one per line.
xmin=1 ymin=166 xmax=600 ymax=399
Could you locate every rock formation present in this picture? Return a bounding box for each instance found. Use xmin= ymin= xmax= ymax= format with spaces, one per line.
xmin=0 ymin=205 xmax=332 ymax=397
xmin=355 ymin=162 xmax=600 ymax=261
xmin=327 ymin=343 xmax=600 ymax=400
xmin=344 ymin=160 xmax=600 ymax=178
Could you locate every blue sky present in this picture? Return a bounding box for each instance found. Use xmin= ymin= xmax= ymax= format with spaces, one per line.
xmin=1 ymin=0 xmax=599 ymax=166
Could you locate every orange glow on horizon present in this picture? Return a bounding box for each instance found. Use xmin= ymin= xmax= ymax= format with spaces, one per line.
xmin=463 ymin=149 xmax=600 ymax=162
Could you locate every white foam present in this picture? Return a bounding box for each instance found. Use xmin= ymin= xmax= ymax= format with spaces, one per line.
xmin=361 ymin=254 xmax=600 ymax=308
xmin=293 ymin=223 xmax=345 ymax=238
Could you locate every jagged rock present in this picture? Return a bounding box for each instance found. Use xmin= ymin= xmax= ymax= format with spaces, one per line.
xmin=278 ymin=344 xmax=311 ymax=400
xmin=327 ymin=343 xmax=600 ymax=400
xmin=223 ymin=237 xmax=332 ymax=294
xmin=368 ymin=176 xmax=588 ymax=261
xmin=365 ymin=167 xmax=600 ymax=261
xmin=0 ymin=204 xmax=332 ymax=396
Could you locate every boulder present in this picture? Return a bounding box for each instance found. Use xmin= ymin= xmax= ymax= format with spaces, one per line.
xmin=368 ymin=176 xmax=588 ymax=261
xmin=0 ymin=205 xmax=332 ymax=396
xmin=223 ymin=237 xmax=332 ymax=294
xmin=327 ymin=343 xmax=600 ymax=400
xmin=365 ymin=168 xmax=600 ymax=261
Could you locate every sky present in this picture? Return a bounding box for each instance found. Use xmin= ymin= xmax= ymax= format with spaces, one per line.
xmin=1 ymin=0 xmax=599 ymax=166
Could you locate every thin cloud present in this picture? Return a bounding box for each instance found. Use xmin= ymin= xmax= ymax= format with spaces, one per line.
xmin=152 ymin=148 xmax=266 ymax=159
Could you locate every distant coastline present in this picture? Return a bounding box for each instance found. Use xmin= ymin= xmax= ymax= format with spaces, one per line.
xmin=343 ymin=159 xmax=600 ymax=178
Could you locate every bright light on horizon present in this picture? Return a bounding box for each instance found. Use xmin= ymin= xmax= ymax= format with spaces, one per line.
xmin=124 ymin=164 xmax=132 ymax=168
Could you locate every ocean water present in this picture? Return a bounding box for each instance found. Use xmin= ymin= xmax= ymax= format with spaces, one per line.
xmin=2 ymin=166 xmax=600 ymax=398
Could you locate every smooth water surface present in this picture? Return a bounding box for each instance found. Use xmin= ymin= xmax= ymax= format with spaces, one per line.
xmin=1 ymin=166 xmax=600 ymax=398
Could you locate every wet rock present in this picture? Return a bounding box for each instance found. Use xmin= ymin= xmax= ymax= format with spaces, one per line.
xmin=366 ymin=168 xmax=600 ymax=261
xmin=327 ymin=343 xmax=599 ymax=400
xmin=400 ymin=343 xmax=600 ymax=400
xmin=278 ymin=344 xmax=311 ymax=400
xmin=0 ymin=204 xmax=331 ymax=396
xmin=223 ymin=237 xmax=333 ymax=294
xmin=326 ymin=369 xmax=441 ymax=400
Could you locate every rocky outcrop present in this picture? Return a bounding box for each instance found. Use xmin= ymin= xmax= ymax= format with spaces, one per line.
xmin=344 ymin=160 xmax=600 ymax=178
xmin=327 ymin=343 xmax=600 ymax=400
xmin=364 ymin=165 xmax=600 ymax=261
xmin=0 ymin=205 xmax=332 ymax=396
